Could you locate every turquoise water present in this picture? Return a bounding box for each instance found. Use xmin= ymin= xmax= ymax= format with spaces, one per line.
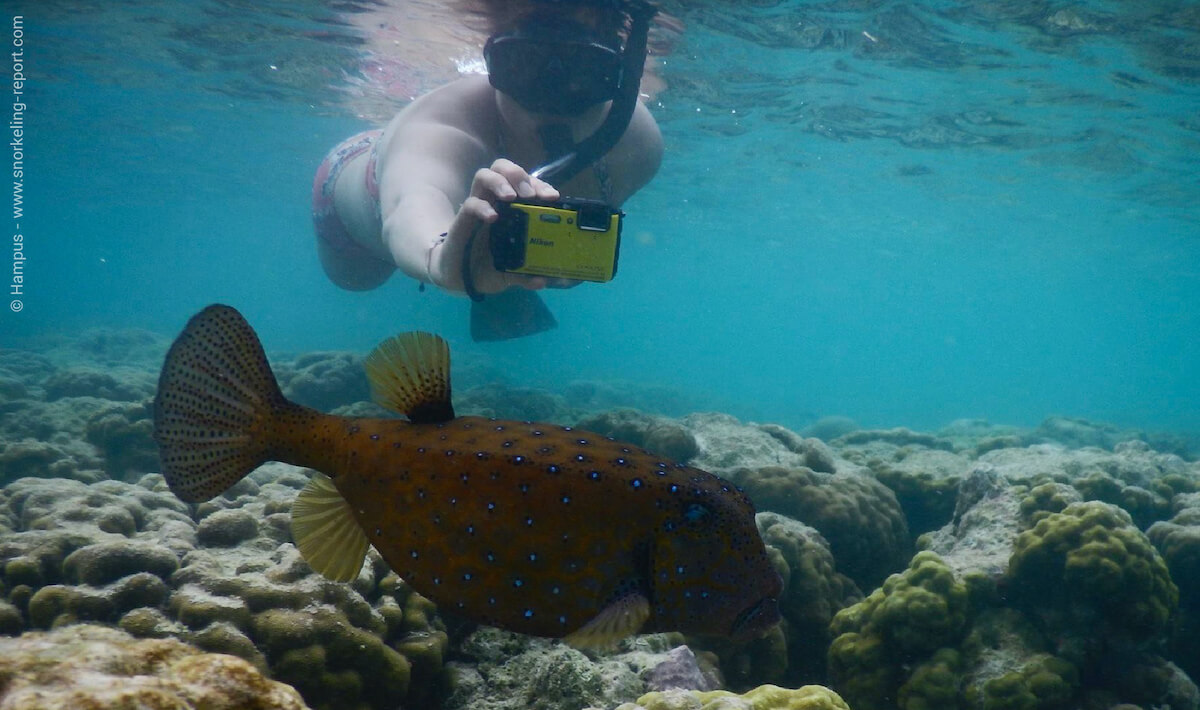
xmin=15 ymin=0 xmax=1200 ymax=434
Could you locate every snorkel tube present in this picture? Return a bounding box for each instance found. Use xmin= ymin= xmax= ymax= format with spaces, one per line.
xmin=531 ymin=0 xmax=658 ymax=185
xmin=462 ymin=0 xmax=657 ymax=304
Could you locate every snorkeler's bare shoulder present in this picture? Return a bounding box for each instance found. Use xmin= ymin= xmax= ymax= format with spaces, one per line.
xmin=604 ymin=101 xmax=663 ymax=205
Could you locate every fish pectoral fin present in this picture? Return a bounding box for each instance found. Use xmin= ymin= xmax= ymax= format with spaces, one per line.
xmin=291 ymin=472 xmax=370 ymax=582
xmin=563 ymin=592 xmax=651 ymax=650
xmin=364 ymin=332 xmax=455 ymax=424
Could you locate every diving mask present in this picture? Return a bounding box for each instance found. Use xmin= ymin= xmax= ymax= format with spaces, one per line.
xmin=484 ymin=15 xmax=624 ymax=116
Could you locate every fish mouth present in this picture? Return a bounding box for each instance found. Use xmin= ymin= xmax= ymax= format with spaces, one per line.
xmin=729 ymin=596 xmax=780 ymax=642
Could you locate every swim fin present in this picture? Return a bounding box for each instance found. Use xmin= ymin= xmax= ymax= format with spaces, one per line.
xmin=470 ymin=290 xmax=557 ymax=342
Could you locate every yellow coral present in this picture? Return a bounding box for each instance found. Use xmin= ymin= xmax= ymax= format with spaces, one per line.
xmin=637 ymin=684 xmax=851 ymax=710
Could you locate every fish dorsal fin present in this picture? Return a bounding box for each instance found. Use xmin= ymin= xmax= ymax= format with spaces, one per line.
xmin=364 ymin=332 xmax=454 ymax=423
xmin=291 ymin=473 xmax=370 ymax=582
xmin=563 ymin=592 xmax=651 ymax=650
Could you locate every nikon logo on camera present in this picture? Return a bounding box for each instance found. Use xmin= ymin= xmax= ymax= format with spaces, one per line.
xmin=490 ymin=199 xmax=623 ymax=283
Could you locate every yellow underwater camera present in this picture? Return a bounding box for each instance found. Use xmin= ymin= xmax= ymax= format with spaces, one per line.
xmin=490 ymin=198 xmax=623 ymax=283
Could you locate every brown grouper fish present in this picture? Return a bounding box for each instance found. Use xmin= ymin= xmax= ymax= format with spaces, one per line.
xmin=153 ymin=305 xmax=781 ymax=647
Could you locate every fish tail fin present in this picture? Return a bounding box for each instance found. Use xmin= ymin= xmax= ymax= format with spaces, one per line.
xmin=153 ymin=304 xmax=290 ymax=503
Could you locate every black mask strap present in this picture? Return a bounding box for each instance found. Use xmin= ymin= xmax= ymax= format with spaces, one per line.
xmin=531 ymin=1 xmax=657 ymax=186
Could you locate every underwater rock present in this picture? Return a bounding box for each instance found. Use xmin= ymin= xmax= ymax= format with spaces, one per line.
xmin=1149 ymin=492 xmax=1200 ymax=681
xmin=801 ymin=416 xmax=860 ymax=442
xmin=756 ymin=425 xmax=838 ymax=474
xmin=680 ymin=413 xmax=862 ymax=477
xmin=732 ymin=466 xmax=910 ymax=591
xmin=975 ymin=441 xmax=1197 ymax=524
xmin=42 ymin=366 xmax=156 ymax=402
xmin=0 ymin=439 xmax=103 ymax=485
xmin=917 ymin=464 xmax=1027 ymax=583
xmin=0 ymin=348 xmax=55 ymax=387
xmin=456 ymin=381 xmax=575 ymax=423
xmin=62 ymin=540 xmax=179 ymax=586
xmin=44 ymin=326 xmax=168 ymax=368
xmin=1030 ymin=415 xmax=1197 ymax=458
xmin=833 ymin=427 xmax=956 ymax=451
xmin=0 ymin=395 xmax=115 ymax=447
xmin=697 ymin=513 xmax=859 ymax=690
xmin=0 ymin=623 xmax=309 ymax=709
xmin=841 ymin=440 xmax=972 ymax=537
xmin=196 ymin=508 xmax=260 ymax=547
xmin=0 ymin=376 xmax=27 ymax=400
xmin=606 ymin=683 xmax=852 ymax=710
xmin=277 ymin=350 xmax=371 ymax=412
xmin=0 ymin=470 xmax=447 ymax=710
xmin=1034 ymin=415 xmax=1133 ymax=449
xmin=575 ymin=408 xmax=701 ymax=463
xmin=957 ymin=608 xmax=1079 ymax=710
xmin=83 ymin=399 xmax=159 ymax=478
xmin=442 ymin=627 xmax=699 ymax=710
xmin=644 ymin=645 xmax=721 ymax=693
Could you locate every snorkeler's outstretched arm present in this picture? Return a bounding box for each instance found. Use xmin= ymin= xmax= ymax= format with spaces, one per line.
xmin=376 ymin=79 xmax=557 ymax=295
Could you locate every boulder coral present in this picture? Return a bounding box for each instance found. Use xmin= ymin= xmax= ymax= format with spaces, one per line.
xmin=616 ymin=684 xmax=851 ymax=710
xmin=277 ymin=351 xmax=371 ymax=412
xmin=0 ymin=623 xmax=309 ymax=710
xmin=702 ymin=512 xmax=860 ymax=689
xmin=733 ymin=466 xmax=910 ymax=590
xmin=0 ymin=471 xmax=448 ymax=710
xmin=443 ymin=628 xmax=719 ymax=710
xmin=1007 ymin=501 xmax=1178 ymax=646
xmin=828 ymin=552 xmax=970 ymax=710
xmin=575 ymin=408 xmax=701 ymax=463
xmin=1148 ymin=492 xmax=1200 ymax=681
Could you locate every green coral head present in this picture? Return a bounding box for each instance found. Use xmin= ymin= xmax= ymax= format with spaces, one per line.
xmin=1008 ymin=501 xmax=1178 ymax=639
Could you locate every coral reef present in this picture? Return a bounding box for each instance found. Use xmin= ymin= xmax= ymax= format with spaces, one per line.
xmin=687 ymin=512 xmax=860 ymax=692
xmin=0 ymin=623 xmax=309 ymax=709
xmin=0 ymin=471 xmax=447 ymax=710
xmin=958 ymin=610 xmax=1078 ymax=710
xmin=733 ymin=466 xmax=910 ymax=590
xmin=916 ymin=465 xmax=1025 ymax=585
xmin=1149 ymin=492 xmax=1200 ymax=681
xmin=611 ymin=684 xmax=851 ymax=710
xmin=575 ymin=408 xmax=701 ymax=463
xmin=678 ymin=414 xmax=855 ymax=476
xmin=455 ymin=382 xmax=575 ymax=423
xmin=4 ymin=330 xmax=1200 ymax=710
xmin=276 ymin=351 xmax=371 ymax=412
xmin=42 ymin=366 xmax=155 ymax=402
xmin=802 ymin=416 xmax=861 ymax=442
xmin=852 ymin=446 xmax=968 ymax=538
xmin=443 ymin=628 xmax=720 ymax=710
xmin=874 ymin=470 xmax=1200 ymax=710
xmin=828 ymin=552 xmax=970 ymax=710
xmin=1007 ymin=501 xmax=1178 ymax=645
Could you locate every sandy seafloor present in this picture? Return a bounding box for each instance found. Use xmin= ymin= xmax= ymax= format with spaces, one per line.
xmin=0 ymin=325 xmax=1196 ymax=710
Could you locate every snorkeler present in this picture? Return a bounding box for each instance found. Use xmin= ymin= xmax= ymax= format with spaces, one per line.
xmin=312 ymin=0 xmax=664 ymax=340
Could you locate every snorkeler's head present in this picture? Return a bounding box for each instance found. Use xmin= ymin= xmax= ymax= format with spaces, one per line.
xmin=480 ymin=0 xmax=656 ymax=116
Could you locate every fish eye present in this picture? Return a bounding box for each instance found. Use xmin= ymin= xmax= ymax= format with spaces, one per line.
xmin=683 ymin=503 xmax=711 ymax=523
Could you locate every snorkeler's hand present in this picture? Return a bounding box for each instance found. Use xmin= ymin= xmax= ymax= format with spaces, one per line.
xmin=473 ymin=158 xmax=560 ymax=207
xmin=432 ymin=159 xmax=559 ymax=294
